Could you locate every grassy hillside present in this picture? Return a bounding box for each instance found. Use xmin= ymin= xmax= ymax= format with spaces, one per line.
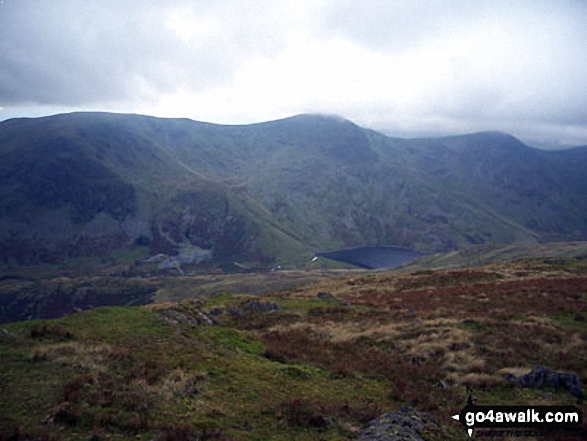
xmin=0 ymin=113 xmax=310 ymax=266
xmin=399 ymin=241 xmax=587 ymax=272
xmin=0 ymin=266 xmax=359 ymax=324
xmin=1 ymin=258 xmax=586 ymax=440
xmin=1 ymin=112 xmax=587 ymax=267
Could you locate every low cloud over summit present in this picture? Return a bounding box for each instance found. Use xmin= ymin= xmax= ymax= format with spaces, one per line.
xmin=1 ymin=0 xmax=587 ymax=145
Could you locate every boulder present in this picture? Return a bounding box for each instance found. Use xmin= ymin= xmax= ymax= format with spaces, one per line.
xmin=157 ymin=303 xmax=217 ymax=326
xmin=317 ymin=292 xmax=335 ymax=300
xmin=358 ymin=407 xmax=443 ymax=441
xmin=505 ymin=365 xmax=584 ymax=400
xmin=242 ymin=300 xmax=280 ymax=314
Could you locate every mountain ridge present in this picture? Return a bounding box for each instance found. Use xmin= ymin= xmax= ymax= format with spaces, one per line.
xmin=1 ymin=112 xmax=586 ymax=268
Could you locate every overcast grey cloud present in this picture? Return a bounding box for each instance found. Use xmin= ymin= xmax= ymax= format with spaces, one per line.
xmin=0 ymin=0 xmax=271 ymax=104
xmin=1 ymin=0 xmax=586 ymax=146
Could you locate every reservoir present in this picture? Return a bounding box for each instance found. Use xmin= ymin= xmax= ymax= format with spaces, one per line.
xmin=316 ymin=246 xmax=425 ymax=269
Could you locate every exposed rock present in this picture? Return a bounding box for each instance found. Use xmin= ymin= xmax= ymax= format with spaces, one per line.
xmin=157 ymin=302 xmax=217 ymax=326
xmin=316 ymin=292 xmax=349 ymax=306
xmin=358 ymin=407 xmax=443 ymax=441
xmin=157 ymin=243 xmax=212 ymax=271
xmin=197 ymin=311 xmax=215 ymax=326
xmin=317 ymin=292 xmax=335 ymax=300
xmin=0 ymin=328 xmax=14 ymax=339
xmin=227 ymin=307 xmax=242 ymax=317
xmin=505 ymin=365 xmax=584 ymax=400
xmin=242 ymin=300 xmax=280 ymax=314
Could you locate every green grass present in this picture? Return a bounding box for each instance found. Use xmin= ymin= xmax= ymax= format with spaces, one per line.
xmin=548 ymin=312 xmax=587 ymax=330
xmin=401 ymin=243 xmax=587 ymax=272
xmin=265 ymin=296 xmax=343 ymax=315
xmin=200 ymin=326 xmax=265 ymax=355
xmin=1 ymin=259 xmax=586 ymax=440
xmin=60 ymin=306 xmax=172 ymax=342
xmin=0 ymin=305 xmax=393 ymax=440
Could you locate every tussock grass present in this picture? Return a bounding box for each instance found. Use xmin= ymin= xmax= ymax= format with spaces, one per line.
xmin=30 ymin=341 xmax=114 ymax=373
xmin=446 ymin=372 xmax=508 ymax=388
xmin=2 ymin=259 xmax=586 ymax=440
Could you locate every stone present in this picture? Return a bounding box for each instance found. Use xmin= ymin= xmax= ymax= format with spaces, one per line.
xmin=227 ymin=307 xmax=242 ymax=317
xmin=357 ymin=407 xmax=443 ymax=441
xmin=317 ymin=292 xmax=335 ymax=300
xmin=158 ymin=304 xmax=217 ymax=326
xmin=507 ymin=365 xmax=584 ymax=400
xmin=242 ymin=300 xmax=280 ymax=313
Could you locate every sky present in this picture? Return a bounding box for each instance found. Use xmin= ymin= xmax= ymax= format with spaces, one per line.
xmin=1 ymin=0 xmax=587 ymax=147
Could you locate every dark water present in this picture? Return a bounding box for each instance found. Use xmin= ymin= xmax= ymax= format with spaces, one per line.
xmin=316 ymin=246 xmax=425 ymax=269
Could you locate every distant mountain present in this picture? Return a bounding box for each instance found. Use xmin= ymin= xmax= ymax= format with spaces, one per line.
xmin=0 ymin=112 xmax=586 ymax=267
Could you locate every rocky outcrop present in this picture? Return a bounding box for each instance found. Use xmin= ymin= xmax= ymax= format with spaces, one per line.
xmin=316 ymin=292 xmax=335 ymax=300
xmin=358 ymin=407 xmax=444 ymax=441
xmin=155 ymin=301 xmax=217 ymax=326
xmin=505 ymin=365 xmax=584 ymax=400
xmin=242 ymin=300 xmax=280 ymax=314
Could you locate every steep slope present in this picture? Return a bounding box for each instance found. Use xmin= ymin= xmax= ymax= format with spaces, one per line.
xmin=244 ymin=126 xmax=587 ymax=251
xmin=0 ymin=112 xmax=586 ymax=267
xmin=0 ymin=113 xmax=309 ymax=266
xmin=403 ymin=132 xmax=587 ymax=242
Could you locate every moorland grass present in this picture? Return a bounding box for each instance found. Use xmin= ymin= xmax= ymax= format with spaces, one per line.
xmin=1 ymin=260 xmax=586 ymax=440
